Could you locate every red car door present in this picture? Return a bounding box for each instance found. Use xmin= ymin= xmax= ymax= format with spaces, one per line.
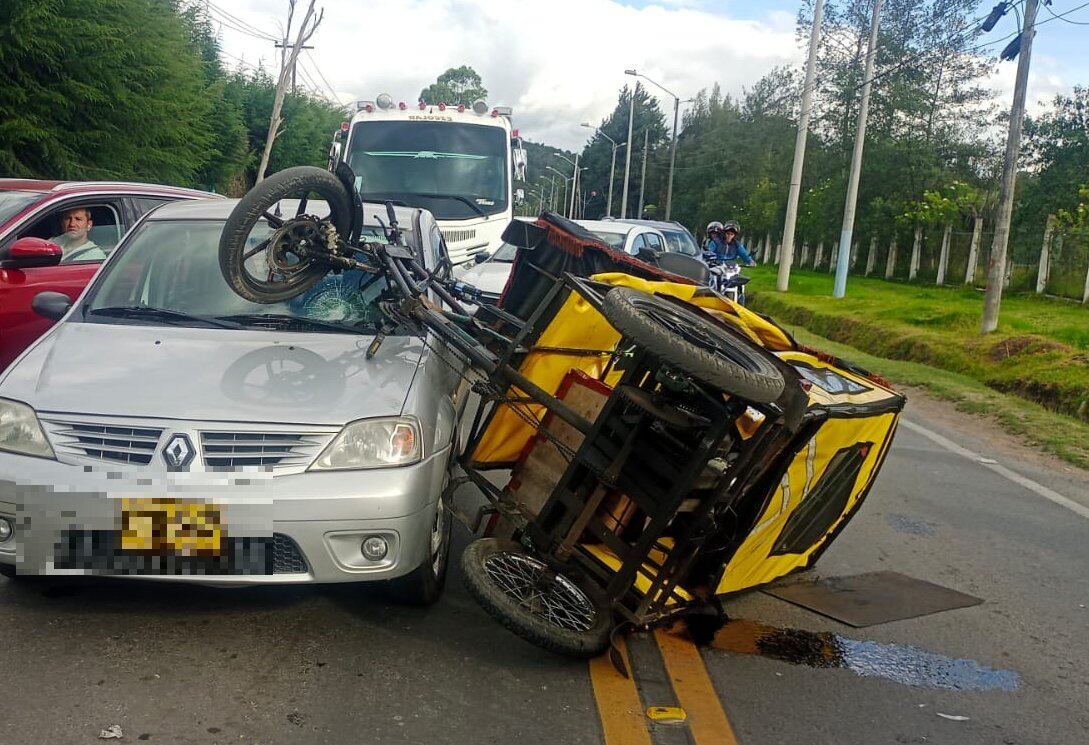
xmin=0 ymin=262 xmax=100 ymax=370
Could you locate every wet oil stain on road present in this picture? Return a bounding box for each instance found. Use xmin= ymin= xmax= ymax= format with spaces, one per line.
xmin=711 ymin=620 xmax=1019 ymax=692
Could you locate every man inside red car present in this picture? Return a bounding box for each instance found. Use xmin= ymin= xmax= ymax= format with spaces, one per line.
xmin=51 ymin=207 xmax=106 ymax=263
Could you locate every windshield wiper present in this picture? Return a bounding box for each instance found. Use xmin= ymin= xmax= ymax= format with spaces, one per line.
xmin=215 ymin=313 xmax=375 ymax=335
xmin=88 ymin=306 xmax=240 ymax=329
xmin=364 ymin=191 xmax=487 ymax=217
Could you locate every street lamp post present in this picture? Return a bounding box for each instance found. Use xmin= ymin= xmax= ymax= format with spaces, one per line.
xmin=620 ymin=71 xmax=637 ymax=218
xmin=546 ymin=166 xmax=571 ymax=215
xmin=626 ymin=69 xmax=683 ymax=221
xmin=581 ymin=123 xmax=625 ymax=218
xmin=555 ymin=153 xmax=581 ymax=219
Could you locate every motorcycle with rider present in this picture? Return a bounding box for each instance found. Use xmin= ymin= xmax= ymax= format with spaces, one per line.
xmin=702 ymin=220 xmax=755 ymax=305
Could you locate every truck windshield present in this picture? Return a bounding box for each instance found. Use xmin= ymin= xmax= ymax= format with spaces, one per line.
xmin=346 ymin=121 xmax=509 ymax=220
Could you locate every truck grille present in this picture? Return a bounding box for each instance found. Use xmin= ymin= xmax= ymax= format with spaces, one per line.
xmin=43 ymin=419 xmax=163 ymax=465
xmin=441 ymin=228 xmax=477 ymax=244
xmin=200 ymin=431 xmax=332 ymax=470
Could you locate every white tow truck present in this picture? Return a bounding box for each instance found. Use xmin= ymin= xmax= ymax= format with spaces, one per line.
xmin=330 ymin=94 xmax=527 ymax=265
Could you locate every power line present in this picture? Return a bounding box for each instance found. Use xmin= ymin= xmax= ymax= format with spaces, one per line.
xmin=205 ymin=1 xmax=279 ymax=41
xmin=1043 ymin=0 xmax=1089 ymax=23
xmin=303 ymin=50 xmax=342 ymax=103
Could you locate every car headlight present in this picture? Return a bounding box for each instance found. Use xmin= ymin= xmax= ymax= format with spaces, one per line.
xmin=0 ymin=397 xmax=55 ymax=459
xmin=309 ymin=417 xmax=421 ymax=471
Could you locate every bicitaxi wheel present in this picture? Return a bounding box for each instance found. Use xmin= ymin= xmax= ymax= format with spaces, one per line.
xmin=218 ymin=166 xmax=353 ymax=304
xmin=461 ymin=538 xmax=611 ymax=658
xmin=600 ymin=286 xmax=785 ymax=403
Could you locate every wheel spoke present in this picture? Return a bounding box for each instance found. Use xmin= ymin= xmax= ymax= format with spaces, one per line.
xmin=483 ymin=551 xmax=597 ymax=633
xmin=242 ymin=237 xmax=272 ymax=261
xmin=296 ymin=195 xmax=309 ymax=217
xmin=263 ymin=211 xmax=284 ymax=228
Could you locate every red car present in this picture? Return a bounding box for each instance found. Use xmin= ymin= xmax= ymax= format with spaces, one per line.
xmin=0 ymin=179 xmax=216 ymax=370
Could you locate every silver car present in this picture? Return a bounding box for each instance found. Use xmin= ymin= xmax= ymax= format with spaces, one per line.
xmin=0 ymin=199 xmax=465 ymax=604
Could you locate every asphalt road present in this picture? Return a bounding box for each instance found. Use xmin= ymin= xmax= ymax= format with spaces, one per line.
xmin=2 ymin=391 xmax=1087 ymax=745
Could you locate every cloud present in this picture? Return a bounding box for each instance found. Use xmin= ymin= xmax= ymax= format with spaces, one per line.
xmin=212 ymin=0 xmax=800 ymax=149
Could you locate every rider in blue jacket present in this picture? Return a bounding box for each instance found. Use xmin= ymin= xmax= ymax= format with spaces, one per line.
xmin=705 ymin=220 xmax=755 ymax=265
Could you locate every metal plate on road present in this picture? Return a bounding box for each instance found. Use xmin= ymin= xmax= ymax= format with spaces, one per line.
xmin=763 ymin=570 xmax=983 ymax=627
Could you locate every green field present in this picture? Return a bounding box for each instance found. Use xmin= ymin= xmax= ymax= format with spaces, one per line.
xmin=746 ymin=268 xmax=1089 ymax=458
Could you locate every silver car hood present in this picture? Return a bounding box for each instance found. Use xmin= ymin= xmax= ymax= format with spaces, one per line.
xmin=1 ymin=322 xmax=424 ymax=425
xmin=458 ymin=260 xmax=514 ymax=296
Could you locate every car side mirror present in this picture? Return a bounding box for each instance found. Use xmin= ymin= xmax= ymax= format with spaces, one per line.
xmin=31 ymin=291 xmax=73 ymax=321
xmin=474 ymin=251 xmax=491 ymax=265
xmin=1 ymin=237 xmax=63 ymax=269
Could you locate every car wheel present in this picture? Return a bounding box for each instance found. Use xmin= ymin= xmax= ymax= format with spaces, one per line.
xmin=385 ymin=497 xmax=452 ymax=606
xmin=461 ymin=538 xmax=612 ymax=658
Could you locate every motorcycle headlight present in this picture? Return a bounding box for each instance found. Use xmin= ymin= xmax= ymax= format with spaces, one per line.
xmin=309 ymin=417 xmax=421 ymax=471
xmin=0 ymin=397 xmax=55 ymax=459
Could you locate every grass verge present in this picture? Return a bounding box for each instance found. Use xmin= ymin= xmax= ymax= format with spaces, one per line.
xmin=747 ymin=268 xmax=1089 ymax=422
xmin=779 ymin=323 xmax=1089 ymax=470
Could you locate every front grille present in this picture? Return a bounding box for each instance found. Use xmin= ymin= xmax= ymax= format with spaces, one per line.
xmin=43 ymin=419 xmax=163 ymax=465
xmin=441 ymin=228 xmax=477 ymax=244
xmin=272 ymin=534 xmax=308 ymax=574
xmin=200 ymin=431 xmax=331 ymax=470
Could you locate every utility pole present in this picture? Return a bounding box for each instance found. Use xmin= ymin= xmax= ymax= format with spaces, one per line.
xmin=637 ymin=129 xmax=649 ymax=219
xmin=982 ymin=0 xmax=1039 ymax=333
xmin=621 ymin=80 xmax=636 ymax=218
xmin=275 ymin=41 xmax=315 ymax=94
xmin=257 ymin=0 xmax=323 ymax=183
xmin=833 ymin=0 xmax=882 ymax=298
xmin=776 ymin=0 xmax=825 ymax=292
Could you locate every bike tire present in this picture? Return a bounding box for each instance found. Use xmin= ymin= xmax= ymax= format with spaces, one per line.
xmin=461 ymin=538 xmax=612 ymax=658
xmin=219 ymin=166 xmax=352 ymax=303
xmin=601 ymin=286 xmax=784 ymax=403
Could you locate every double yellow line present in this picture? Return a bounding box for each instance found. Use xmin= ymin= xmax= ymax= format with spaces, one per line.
xmin=589 ymin=629 xmax=739 ymax=745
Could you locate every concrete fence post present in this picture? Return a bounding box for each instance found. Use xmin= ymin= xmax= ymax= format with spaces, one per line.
xmin=774 ymin=242 xmax=782 ymax=264
xmin=1083 ymin=256 xmax=1089 ymax=304
xmin=936 ymin=223 xmax=952 ymax=285
xmin=801 ymin=241 xmax=810 ymax=266
xmin=885 ymin=238 xmax=898 ymax=279
xmin=1036 ymin=214 xmax=1055 ymax=294
xmin=850 ymin=242 xmax=858 ymax=270
xmin=909 ymin=225 xmax=923 ymax=281
xmin=814 ymin=241 xmax=824 ymax=269
xmin=829 ymin=241 xmax=839 ymax=273
xmin=865 ymin=235 xmax=877 ymax=276
xmin=965 ymin=215 xmax=983 ymax=285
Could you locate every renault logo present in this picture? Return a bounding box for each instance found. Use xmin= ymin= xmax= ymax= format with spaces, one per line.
xmin=162 ymin=433 xmax=195 ymax=471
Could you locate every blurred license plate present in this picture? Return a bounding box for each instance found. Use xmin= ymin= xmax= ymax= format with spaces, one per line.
xmin=120 ymin=498 xmax=225 ymax=556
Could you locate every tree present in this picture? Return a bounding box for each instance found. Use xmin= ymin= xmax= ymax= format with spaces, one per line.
xmin=578 ymin=84 xmax=668 ymax=219
xmin=0 ymin=0 xmax=215 ymax=184
xmin=419 ymin=66 xmax=488 ymax=106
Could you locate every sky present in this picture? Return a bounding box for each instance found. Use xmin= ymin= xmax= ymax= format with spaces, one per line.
xmin=208 ymin=0 xmax=1089 ymax=150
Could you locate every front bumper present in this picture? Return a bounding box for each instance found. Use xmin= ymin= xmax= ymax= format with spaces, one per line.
xmin=0 ymin=447 xmax=450 ymax=585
